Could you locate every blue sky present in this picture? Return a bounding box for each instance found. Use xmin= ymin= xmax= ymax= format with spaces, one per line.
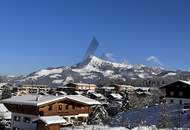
xmin=0 ymin=0 xmax=190 ymax=75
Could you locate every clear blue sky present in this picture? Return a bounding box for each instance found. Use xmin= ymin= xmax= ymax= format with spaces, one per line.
xmin=0 ymin=0 xmax=190 ymax=75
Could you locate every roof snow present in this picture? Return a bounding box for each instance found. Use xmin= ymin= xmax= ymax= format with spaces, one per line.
xmin=66 ymin=95 xmax=101 ymax=105
xmin=2 ymin=94 xmax=100 ymax=106
xmin=2 ymin=95 xmax=64 ymax=106
xmin=110 ymin=93 xmax=123 ymax=100
xmin=179 ymin=80 xmax=190 ymax=85
xmin=33 ymin=116 xmax=67 ymax=125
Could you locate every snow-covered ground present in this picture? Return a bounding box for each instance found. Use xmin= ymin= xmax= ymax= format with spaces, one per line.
xmin=111 ymin=104 xmax=190 ymax=128
xmin=60 ymin=125 xmax=189 ymax=130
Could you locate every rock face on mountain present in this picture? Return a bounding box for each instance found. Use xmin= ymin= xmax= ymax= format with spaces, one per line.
xmin=13 ymin=56 xmax=190 ymax=87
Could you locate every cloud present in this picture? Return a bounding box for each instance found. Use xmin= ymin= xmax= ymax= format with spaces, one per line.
xmin=102 ymin=52 xmax=116 ymax=62
xmin=146 ymin=56 xmax=163 ymax=66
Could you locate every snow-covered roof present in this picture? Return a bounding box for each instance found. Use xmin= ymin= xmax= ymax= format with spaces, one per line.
xmin=179 ymin=80 xmax=190 ymax=85
xmin=90 ymin=92 xmax=104 ymax=98
xmin=2 ymin=94 xmax=65 ymax=106
xmin=160 ymin=80 xmax=190 ymax=89
xmin=0 ymin=104 xmax=9 ymax=113
xmin=66 ymin=95 xmax=101 ymax=105
xmin=110 ymin=93 xmax=123 ymax=100
xmin=33 ymin=116 xmax=67 ymax=125
xmin=2 ymin=94 xmax=101 ymax=106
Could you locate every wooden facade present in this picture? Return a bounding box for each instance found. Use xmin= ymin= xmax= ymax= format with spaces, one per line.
xmin=4 ymin=99 xmax=92 ymax=117
xmin=160 ymin=80 xmax=190 ymax=99
xmin=2 ymin=94 xmax=100 ymax=130
xmin=160 ymin=80 xmax=190 ymax=105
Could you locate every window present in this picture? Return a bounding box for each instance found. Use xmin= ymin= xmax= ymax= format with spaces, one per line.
xmin=170 ymin=91 xmax=174 ymax=96
xmin=179 ymin=91 xmax=183 ymax=97
xmin=72 ymin=105 xmax=75 ymax=109
xmin=66 ymin=105 xmax=69 ymax=110
xmin=14 ymin=116 xmax=21 ymax=122
xmin=170 ymin=99 xmax=174 ymax=103
xmin=48 ymin=105 xmax=52 ymax=111
xmin=23 ymin=117 xmax=31 ymax=123
xmin=59 ymin=105 xmax=62 ymax=111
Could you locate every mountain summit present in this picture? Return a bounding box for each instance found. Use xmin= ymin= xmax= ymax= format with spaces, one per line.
xmin=14 ymin=56 xmax=177 ymax=87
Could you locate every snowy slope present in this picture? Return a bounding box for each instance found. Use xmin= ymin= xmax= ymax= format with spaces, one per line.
xmin=14 ymin=56 xmax=186 ymax=87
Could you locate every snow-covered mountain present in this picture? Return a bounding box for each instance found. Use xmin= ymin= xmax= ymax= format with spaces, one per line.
xmin=13 ymin=56 xmax=173 ymax=87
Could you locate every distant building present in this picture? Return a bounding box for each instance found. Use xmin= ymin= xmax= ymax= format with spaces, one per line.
xmin=65 ymin=83 xmax=97 ymax=92
xmin=2 ymin=94 xmax=100 ymax=130
xmin=109 ymin=84 xmax=136 ymax=93
xmin=160 ymin=80 xmax=190 ymax=106
xmin=15 ymin=84 xmax=50 ymax=95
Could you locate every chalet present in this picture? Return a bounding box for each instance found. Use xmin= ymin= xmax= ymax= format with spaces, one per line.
xmin=65 ymin=83 xmax=97 ymax=92
xmin=160 ymin=80 xmax=190 ymax=106
xmin=2 ymin=94 xmax=100 ymax=130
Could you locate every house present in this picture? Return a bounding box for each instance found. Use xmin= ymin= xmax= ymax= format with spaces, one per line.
xmin=109 ymin=84 xmax=135 ymax=93
xmin=14 ymin=84 xmax=51 ymax=95
xmin=87 ymin=92 xmax=106 ymax=102
xmin=160 ymin=80 xmax=190 ymax=106
xmin=2 ymin=94 xmax=100 ymax=130
xmin=96 ymin=86 xmax=115 ymax=97
xmin=65 ymin=83 xmax=97 ymax=92
xmin=107 ymin=93 xmax=123 ymax=101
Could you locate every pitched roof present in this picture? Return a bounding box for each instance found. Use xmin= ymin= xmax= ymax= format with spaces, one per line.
xmin=65 ymin=95 xmax=101 ymax=105
xmin=110 ymin=93 xmax=123 ymax=100
xmin=160 ymin=80 xmax=190 ymax=89
xmin=33 ymin=116 xmax=67 ymax=125
xmin=2 ymin=94 xmax=101 ymax=106
xmin=2 ymin=94 xmax=65 ymax=106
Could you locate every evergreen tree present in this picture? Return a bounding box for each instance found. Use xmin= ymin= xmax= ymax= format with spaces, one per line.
xmin=156 ymin=103 xmax=171 ymax=128
xmin=121 ymin=91 xmax=129 ymax=111
xmin=2 ymin=86 xmax=12 ymax=99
